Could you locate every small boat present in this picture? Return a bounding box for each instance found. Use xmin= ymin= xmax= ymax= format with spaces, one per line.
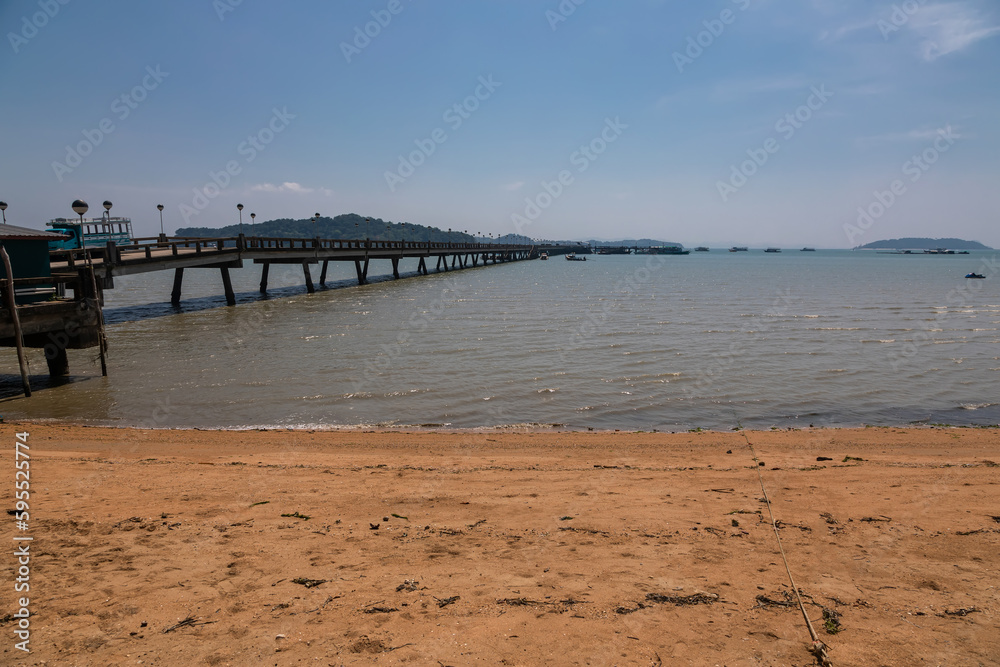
xmin=694 ymin=246 xmax=710 ymax=252
xmin=728 ymin=246 xmax=748 ymax=252
xmin=764 ymin=247 xmax=781 ymax=253
xmin=539 ymin=252 xmax=548 ymax=260
xmin=565 ymin=253 xmax=586 ymax=261
xmin=966 ymin=273 xmax=985 ymax=279
xmin=800 ymin=247 xmax=816 ymax=251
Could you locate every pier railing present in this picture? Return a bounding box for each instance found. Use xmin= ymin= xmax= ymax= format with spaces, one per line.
xmin=50 ymin=235 xmax=530 ymax=270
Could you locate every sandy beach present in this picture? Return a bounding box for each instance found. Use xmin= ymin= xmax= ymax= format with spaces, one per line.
xmin=1 ymin=424 xmax=998 ymax=666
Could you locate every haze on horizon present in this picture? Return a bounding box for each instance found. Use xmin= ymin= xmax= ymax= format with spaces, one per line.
xmin=2 ymin=0 xmax=998 ymax=248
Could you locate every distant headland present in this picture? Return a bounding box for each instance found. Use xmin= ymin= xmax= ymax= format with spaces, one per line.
xmin=855 ymin=237 xmax=991 ymax=250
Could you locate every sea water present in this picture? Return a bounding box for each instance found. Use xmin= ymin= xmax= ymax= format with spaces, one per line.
xmin=2 ymin=250 xmax=997 ymax=430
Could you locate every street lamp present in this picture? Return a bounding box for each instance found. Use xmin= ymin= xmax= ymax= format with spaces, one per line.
xmin=250 ymin=212 xmax=255 ymax=232
xmin=314 ymin=212 xmax=321 ymax=238
xmin=72 ymin=200 xmax=88 ymax=244
xmin=0 ymin=201 xmax=7 ymax=224
xmin=237 ymin=203 xmax=244 ymax=235
xmin=102 ymin=200 xmax=112 ymax=237
xmin=156 ymin=204 xmax=164 ymax=236
xmin=73 ymin=199 xmax=88 ymax=223
xmin=365 ymin=216 xmax=370 ymax=239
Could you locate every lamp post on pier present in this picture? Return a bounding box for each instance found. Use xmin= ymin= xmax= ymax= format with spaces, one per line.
xmin=236 ymin=203 xmax=244 ymax=235
xmin=102 ymin=200 xmax=112 ymax=238
xmin=0 ymin=201 xmax=7 ymax=224
xmin=250 ymin=212 xmax=255 ymax=233
xmin=156 ymin=204 xmax=164 ymax=237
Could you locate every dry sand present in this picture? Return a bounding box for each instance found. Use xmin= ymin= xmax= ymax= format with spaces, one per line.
xmin=1 ymin=424 xmax=998 ymax=666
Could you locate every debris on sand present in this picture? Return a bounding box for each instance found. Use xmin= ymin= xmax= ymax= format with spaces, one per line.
xmin=943 ymin=607 xmax=980 ymax=617
xmin=754 ymin=591 xmax=795 ymax=609
xmin=645 ymin=592 xmax=719 ymax=606
xmin=822 ymin=608 xmax=842 ymax=634
xmin=363 ymin=606 xmax=398 ymax=614
xmin=291 ymin=577 xmax=327 ymax=588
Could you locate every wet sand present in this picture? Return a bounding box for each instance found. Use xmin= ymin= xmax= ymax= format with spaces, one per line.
xmin=1 ymin=424 xmax=998 ymax=665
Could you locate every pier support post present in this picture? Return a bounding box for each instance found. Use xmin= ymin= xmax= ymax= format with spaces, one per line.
xmin=259 ymin=263 xmax=269 ymax=294
xmin=319 ymin=260 xmax=329 ymax=286
xmin=171 ymin=268 xmax=184 ymax=306
xmin=418 ymin=257 xmax=427 ymax=275
xmin=451 ymin=255 xmax=457 ymax=269
xmin=354 ymin=259 xmax=368 ymax=285
xmin=391 ymin=257 xmax=400 ymax=279
xmin=303 ymin=262 xmax=315 ymax=293
xmin=1 ymin=246 xmax=31 ymax=396
xmin=220 ymin=267 xmax=236 ymax=305
xmin=46 ymin=346 xmax=69 ymax=377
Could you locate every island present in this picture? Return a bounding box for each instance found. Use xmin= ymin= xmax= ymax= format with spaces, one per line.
xmin=855 ymin=237 xmax=991 ymax=250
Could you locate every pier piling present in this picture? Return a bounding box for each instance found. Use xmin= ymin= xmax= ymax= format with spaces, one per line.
xmin=171 ymin=268 xmax=184 ymax=306
xmin=302 ymin=262 xmax=315 ymax=294
xmin=259 ymin=263 xmax=269 ymax=294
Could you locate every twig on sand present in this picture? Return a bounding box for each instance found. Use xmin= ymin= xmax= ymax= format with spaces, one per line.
xmin=306 ymin=595 xmax=338 ymax=613
xmin=162 ymin=616 xmax=216 ymax=633
xmin=435 ymin=596 xmax=460 ymax=608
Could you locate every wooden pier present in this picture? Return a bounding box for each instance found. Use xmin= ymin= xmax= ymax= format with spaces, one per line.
xmin=50 ymin=234 xmax=535 ymax=306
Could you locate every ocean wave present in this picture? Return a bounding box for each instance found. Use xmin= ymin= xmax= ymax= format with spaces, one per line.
xmin=959 ymin=402 xmax=998 ymax=410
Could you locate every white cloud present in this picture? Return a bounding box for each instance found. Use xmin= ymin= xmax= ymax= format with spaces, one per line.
xmin=857 ymin=123 xmax=963 ymax=146
xmin=250 ymin=182 xmax=333 ymax=196
xmin=909 ymin=2 xmax=1000 ymax=60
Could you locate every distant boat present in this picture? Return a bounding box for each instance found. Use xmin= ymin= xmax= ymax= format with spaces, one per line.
xmin=648 ymin=245 xmax=690 ymax=255
xmin=800 ymin=247 xmax=816 ymax=252
xmin=924 ymin=248 xmax=956 ymax=254
xmin=728 ymin=246 xmax=748 ymax=252
xmin=565 ymin=253 xmax=586 ymax=261
xmin=966 ymin=273 xmax=985 ymax=279
xmin=764 ymin=248 xmax=781 ymax=253
xmin=694 ymin=246 xmax=710 ymax=252
xmin=539 ymin=252 xmax=548 ymax=260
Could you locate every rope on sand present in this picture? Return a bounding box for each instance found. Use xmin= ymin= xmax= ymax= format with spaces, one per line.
xmin=736 ymin=421 xmax=833 ymax=667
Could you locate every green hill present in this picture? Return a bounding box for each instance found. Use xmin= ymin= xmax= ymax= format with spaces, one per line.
xmin=175 ymin=213 xmax=481 ymax=244
xmin=857 ymin=237 xmax=990 ymax=250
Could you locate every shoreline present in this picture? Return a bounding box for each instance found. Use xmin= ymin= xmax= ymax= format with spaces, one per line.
xmin=2 ymin=423 xmax=997 ymax=665
xmin=4 ymin=417 xmax=1000 ymax=435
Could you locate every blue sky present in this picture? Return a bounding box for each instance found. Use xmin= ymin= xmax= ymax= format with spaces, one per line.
xmin=2 ymin=0 xmax=998 ymax=247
